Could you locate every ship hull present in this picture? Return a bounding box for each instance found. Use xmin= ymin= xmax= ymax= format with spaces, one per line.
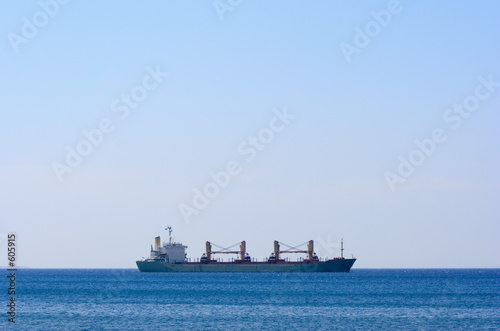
xmin=136 ymin=259 xmax=356 ymax=273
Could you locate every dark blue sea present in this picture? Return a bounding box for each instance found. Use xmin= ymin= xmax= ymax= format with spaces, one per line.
xmin=4 ymin=269 xmax=500 ymax=330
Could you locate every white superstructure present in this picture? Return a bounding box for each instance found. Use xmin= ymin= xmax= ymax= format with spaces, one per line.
xmin=148 ymin=226 xmax=187 ymax=264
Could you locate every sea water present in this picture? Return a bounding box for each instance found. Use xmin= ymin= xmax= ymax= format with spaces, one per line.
xmin=4 ymin=269 xmax=499 ymax=330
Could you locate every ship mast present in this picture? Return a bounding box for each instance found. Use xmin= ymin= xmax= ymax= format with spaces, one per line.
xmin=341 ymin=238 xmax=344 ymax=259
xmin=166 ymin=226 xmax=173 ymax=244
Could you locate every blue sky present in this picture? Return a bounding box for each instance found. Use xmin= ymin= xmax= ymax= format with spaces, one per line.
xmin=1 ymin=1 xmax=499 ymax=268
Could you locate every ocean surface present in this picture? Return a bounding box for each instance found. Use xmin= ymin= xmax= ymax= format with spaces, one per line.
xmin=4 ymin=269 xmax=499 ymax=330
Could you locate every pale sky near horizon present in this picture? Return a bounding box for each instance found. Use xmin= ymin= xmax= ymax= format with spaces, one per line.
xmin=1 ymin=1 xmax=499 ymax=268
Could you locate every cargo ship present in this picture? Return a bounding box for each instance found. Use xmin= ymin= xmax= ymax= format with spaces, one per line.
xmin=136 ymin=227 xmax=356 ymax=272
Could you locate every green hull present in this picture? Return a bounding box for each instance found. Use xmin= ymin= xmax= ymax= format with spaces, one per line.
xmin=136 ymin=259 xmax=356 ymax=273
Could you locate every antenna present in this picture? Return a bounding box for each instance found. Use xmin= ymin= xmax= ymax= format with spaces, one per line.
xmin=165 ymin=226 xmax=172 ymax=244
xmin=341 ymin=238 xmax=344 ymax=259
